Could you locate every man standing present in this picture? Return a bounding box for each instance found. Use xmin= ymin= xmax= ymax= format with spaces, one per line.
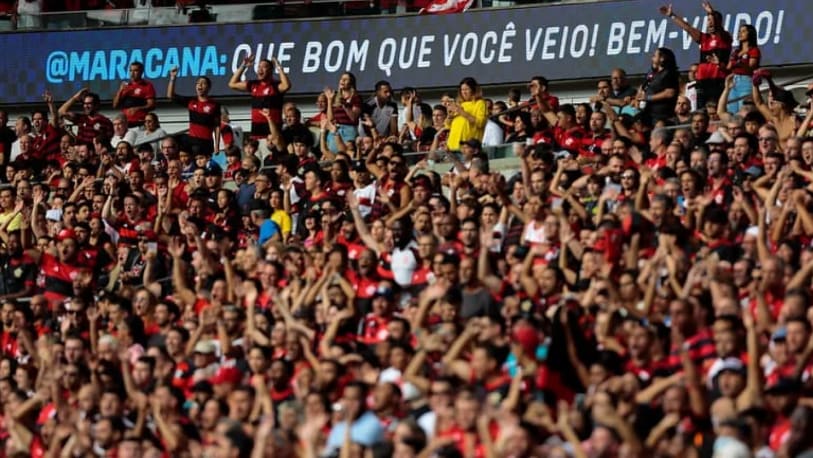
xmin=605 ymin=68 xmax=638 ymax=114
xmin=361 ymin=80 xmax=398 ymax=138
xmin=0 ymin=110 xmax=14 ymax=165
xmin=58 ymin=88 xmax=114 ymax=145
xmin=112 ymin=61 xmax=156 ymax=128
xmin=31 ymin=92 xmax=63 ymax=165
xmin=662 ymin=2 xmax=731 ymax=108
xmin=528 ymin=75 xmax=559 ymax=113
xmin=8 ymin=116 xmax=31 ymax=163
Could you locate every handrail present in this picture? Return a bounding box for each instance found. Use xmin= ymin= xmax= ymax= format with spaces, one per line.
xmin=6 ymin=0 xmax=613 ymax=31
xmin=487 ymin=66 xmax=812 ymax=123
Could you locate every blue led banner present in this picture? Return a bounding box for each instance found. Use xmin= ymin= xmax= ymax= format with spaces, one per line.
xmin=0 ymin=0 xmax=803 ymax=105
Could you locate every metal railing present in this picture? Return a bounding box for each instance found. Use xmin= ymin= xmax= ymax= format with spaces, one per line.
xmin=3 ymin=0 xmax=609 ymax=32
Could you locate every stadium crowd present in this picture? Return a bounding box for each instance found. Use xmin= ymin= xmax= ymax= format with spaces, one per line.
xmin=3 ymin=1 xmax=813 ymax=457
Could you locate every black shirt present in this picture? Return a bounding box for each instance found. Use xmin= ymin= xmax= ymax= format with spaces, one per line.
xmin=644 ymin=68 xmax=679 ymax=123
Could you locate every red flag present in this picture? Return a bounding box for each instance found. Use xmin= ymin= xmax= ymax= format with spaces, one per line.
xmin=418 ymin=0 xmax=472 ymax=14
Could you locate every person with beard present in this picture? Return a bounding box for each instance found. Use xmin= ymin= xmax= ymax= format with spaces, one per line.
xmin=57 ymin=89 xmax=114 ymax=146
xmin=0 ymin=230 xmax=35 ymax=300
xmin=146 ymin=301 xmax=180 ymax=348
xmin=380 ymin=218 xmax=418 ymax=289
xmin=365 ymin=146 xmax=413 ymax=221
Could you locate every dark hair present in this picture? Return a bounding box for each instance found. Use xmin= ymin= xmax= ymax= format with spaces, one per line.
xmin=374 ymin=80 xmax=391 ymax=92
xmin=223 ymin=423 xmax=254 ymax=458
xmin=458 ymin=77 xmax=481 ymax=99
xmin=530 ymin=76 xmax=549 ymax=88
xmin=657 ymin=47 xmax=678 ymax=72
xmin=740 ymin=24 xmax=758 ymax=48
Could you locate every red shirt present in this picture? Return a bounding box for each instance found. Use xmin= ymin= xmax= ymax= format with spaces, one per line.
xmin=119 ymin=79 xmax=156 ymax=126
xmin=696 ymin=32 xmax=732 ymax=80
xmin=769 ymin=415 xmax=790 ymax=451
xmin=730 ymin=47 xmax=761 ymax=75
xmin=248 ymin=79 xmax=284 ymax=138
xmin=437 ymin=421 xmax=499 ymax=458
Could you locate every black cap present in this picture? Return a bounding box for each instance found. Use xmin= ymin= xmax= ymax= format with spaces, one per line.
xmin=771 ymin=88 xmax=799 ymax=110
xmin=765 ymin=377 xmax=800 ymax=395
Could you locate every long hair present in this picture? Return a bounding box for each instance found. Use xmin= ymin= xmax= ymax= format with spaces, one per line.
xmin=741 ymin=24 xmax=758 ymax=48
xmin=457 ymin=77 xmax=482 ymax=103
xmin=335 ymin=72 xmax=357 ymax=106
xmin=657 ymin=47 xmax=678 ymax=72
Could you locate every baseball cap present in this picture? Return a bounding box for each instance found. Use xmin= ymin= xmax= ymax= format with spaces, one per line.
xmin=193 ymin=340 xmax=216 ymax=355
xmin=512 ymin=323 xmax=540 ymax=356
xmin=708 ymin=357 xmax=745 ymax=383
xmin=373 ymin=285 xmax=395 ymax=301
xmin=56 ymin=228 xmax=76 ymax=242
xmin=771 ymin=327 xmax=787 ymax=342
xmin=412 ymin=175 xmax=432 ymax=190
xmin=771 ymin=87 xmax=799 ymax=109
xmin=210 ymin=366 xmax=243 ymax=385
xmin=744 ymin=166 xmax=763 ymax=178
xmin=37 ymin=403 xmax=57 ymax=426
xmin=462 ymin=139 xmax=482 ymax=149
xmin=705 ymin=131 xmax=727 ymax=145
xmin=764 ymin=377 xmax=800 ymax=395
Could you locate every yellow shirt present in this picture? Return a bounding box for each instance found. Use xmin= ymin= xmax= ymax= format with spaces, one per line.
xmin=271 ymin=209 xmax=292 ymax=237
xmin=446 ymin=99 xmax=487 ymax=150
xmin=0 ymin=211 xmax=21 ymax=232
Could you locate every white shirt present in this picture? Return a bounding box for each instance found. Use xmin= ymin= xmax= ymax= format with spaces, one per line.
xmin=390 ymin=243 xmax=418 ymax=287
xmin=354 ymin=183 xmax=376 ymax=219
xmin=112 ymin=130 xmax=138 ymax=147
xmin=9 ymin=134 xmax=32 ymax=162
xmin=482 ymin=119 xmax=504 ymax=146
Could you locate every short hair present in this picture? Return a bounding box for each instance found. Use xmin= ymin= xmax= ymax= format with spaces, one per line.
xmin=530 ymin=76 xmax=549 ymax=88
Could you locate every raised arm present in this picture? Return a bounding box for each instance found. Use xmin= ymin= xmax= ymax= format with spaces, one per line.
xmin=736 ymin=312 xmax=763 ymax=410
xmin=346 ymin=192 xmax=385 ymax=254
xmin=58 ymin=87 xmax=88 ymax=122
xmin=440 ymin=322 xmax=480 ymax=381
xmin=660 ymin=3 xmax=703 ymax=42
xmin=228 ymin=54 xmax=254 ymax=92
xmin=167 ymin=67 xmax=179 ymax=99
xmin=167 ymin=238 xmax=197 ymax=307
xmin=43 ymin=91 xmax=59 ymax=128
xmin=717 ymin=75 xmax=735 ymax=121
xmin=273 ymin=58 xmax=291 ymax=93
xmin=751 ymin=78 xmax=773 ymax=122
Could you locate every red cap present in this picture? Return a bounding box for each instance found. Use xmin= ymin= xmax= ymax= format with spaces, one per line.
xmin=210 ymin=366 xmax=243 ymax=385
xmin=37 ymin=403 xmax=56 ymax=425
xmin=513 ymin=324 xmax=540 ymax=356
xmin=56 ymin=228 xmax=76 ymax=242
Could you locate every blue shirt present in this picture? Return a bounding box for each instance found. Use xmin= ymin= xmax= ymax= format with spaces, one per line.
xmin=325 ymin=411 xmax=385 ymax=453
xmin=236 ymin=183 xmax=256 ymax=210
xmin=258 ymin=219 xmax=280 ymax=245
